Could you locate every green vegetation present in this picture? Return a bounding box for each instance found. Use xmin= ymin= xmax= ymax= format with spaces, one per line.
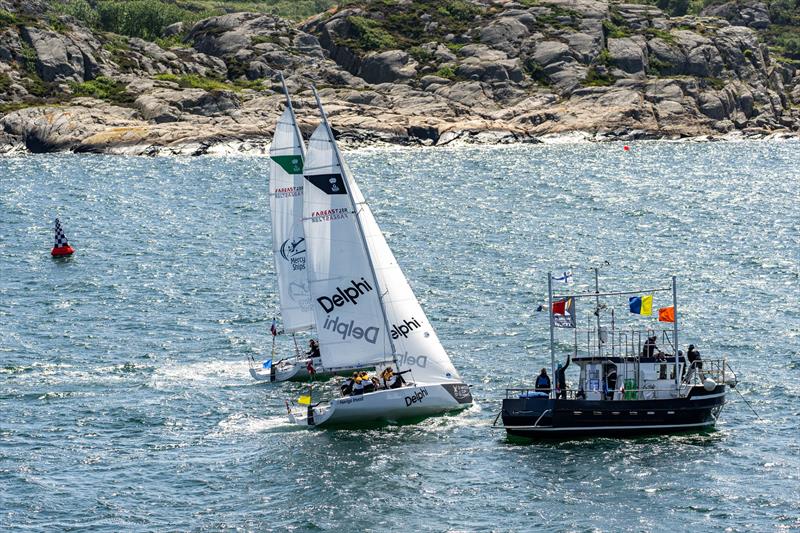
xmin=0 ymin=9 xmax=18 ymax=27
xmin=0 ymin=72 xmax=13 ymax=93
xmin=50 ymin=0 xmax=335 ymax=41
xmin=704 ymin=77 xmax=726 ymax=90
xmin=154 ymin=72 xmax=262 ymax=91
xmin=584 ymin=66 xmax=615 ymax=86
xmin=70 ymin=75 xmax=133 ymax=103
xmin=408 ymin=45 xmax=435 ymax=64
xmin=644 ymin=27 xmax=676 ymax=43
xmin=334 ymin=0 xmax=485 ymax=53
xmin=603 ymin=8 xmax=631 ymax=38
xmin=346 ymin=15 xmax=397 ymax=51
xmin=434 ymin=65 xmax=456 ymax=79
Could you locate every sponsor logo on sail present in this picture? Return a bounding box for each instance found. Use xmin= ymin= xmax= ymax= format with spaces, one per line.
xmin=306 ymin=173 xmax=347 ymax=195
xmin=317 ymin=278 xmax=373 ymax=313
xmin=288 ymin=281 xmax=311 ymax=310
xmin=395 ymin=351 xmax=427 ymax=369
xmin=273 ymin=185 xmax=303 ymax=198
xmin=390 ymin=317 xmax=422 ymax=339
xmin=280 ymin=237 xmax=306 ymax=272
xmin=404 ymin=388 xmax=429 ymax=407
xmin=309 ymin=208 xmax=348 ymax=223
xmin=322 ymin=315 xmax=379 ymax=344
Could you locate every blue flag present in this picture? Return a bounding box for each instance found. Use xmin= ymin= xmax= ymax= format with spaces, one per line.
xmin=262 ymin=358 xmax=272 ymax=369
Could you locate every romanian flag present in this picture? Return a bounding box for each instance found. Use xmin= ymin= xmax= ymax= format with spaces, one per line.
xmin=658 ymin=306 xmax=675 ymax=322
xmin=298 ymin=395 xmax=311 ymax=405
xmin=628 ymin=295 xmax=653 ymax=316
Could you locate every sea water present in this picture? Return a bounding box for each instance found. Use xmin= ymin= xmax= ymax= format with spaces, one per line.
xmin=1 ymin=142 xmax=798 ymax=531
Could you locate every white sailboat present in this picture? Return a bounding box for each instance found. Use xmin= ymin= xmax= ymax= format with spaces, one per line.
xmin=286 ymin=88 xmax=473 ymax=426
xmin=249 ymin=75 xmax=370 ymax=383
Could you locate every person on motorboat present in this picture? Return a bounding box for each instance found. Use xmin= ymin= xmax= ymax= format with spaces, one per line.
xmin=306 ymin=339 xmax=321 ymax=358
xmin=535 ymin=368 xmax=551 ymax=394
xmin=555 ymin=354 xmax=571 ymax=399
xmin=642 ymin=335 xmax=659 ymax=358
xmin=687 ymin=344 xmax=703 ymax=379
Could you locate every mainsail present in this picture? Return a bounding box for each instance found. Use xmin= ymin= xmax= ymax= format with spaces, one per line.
xmin=302 ymin=91 xmax=459 ymax=383
xmin=270 ymin=91 xmax=313 ymax=333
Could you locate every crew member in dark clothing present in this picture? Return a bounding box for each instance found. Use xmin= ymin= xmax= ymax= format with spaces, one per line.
xmin=555 ymin=354 xmax=571 ymax=399
xmin=535 ymin=368 xmax=551 ymax=394
xmin=687 ymin=344 xmax=703 ymax=379
xmin=306 ymin=339 xmax=320 ymax=358
xmin=642 ymin=335 xmax=658 ymax=358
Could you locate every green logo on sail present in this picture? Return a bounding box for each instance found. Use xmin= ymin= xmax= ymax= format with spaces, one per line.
xmin=271 ymin=155 xmax=304 ymax=174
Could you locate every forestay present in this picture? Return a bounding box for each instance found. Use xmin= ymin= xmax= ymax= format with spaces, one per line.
xmin=302 ymin=109 xmax=459 ymax=384
xmin=270 ymin=107 xmax=313 ymax=332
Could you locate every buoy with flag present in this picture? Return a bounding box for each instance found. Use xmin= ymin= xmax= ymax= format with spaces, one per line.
xmin=51 ymin=218 xmax=75 ymax=257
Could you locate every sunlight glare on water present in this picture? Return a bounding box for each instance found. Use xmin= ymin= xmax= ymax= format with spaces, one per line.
xmin=1 ymin=142 xmax=798 ymax=531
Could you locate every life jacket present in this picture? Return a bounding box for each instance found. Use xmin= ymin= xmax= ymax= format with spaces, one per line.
xmin=535 ymin=374 xmax=550 ymax=388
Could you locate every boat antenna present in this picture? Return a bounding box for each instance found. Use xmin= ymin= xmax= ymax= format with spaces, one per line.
xmin=310 ymin=86 xmax=398 ymax=364
xmin=547 ymin=272 xmax=555 ymax=398
xmin=594 ymin=267 xmax=602 ymax=356
xmin=672 ymin=276 xmax=680 ymax=391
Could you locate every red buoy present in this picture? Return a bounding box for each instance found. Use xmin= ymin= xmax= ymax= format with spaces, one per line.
xmin=51 ymin=218 xmax=75 ymax=257
xmin=623 ymin=145 xmax=630 ymax=151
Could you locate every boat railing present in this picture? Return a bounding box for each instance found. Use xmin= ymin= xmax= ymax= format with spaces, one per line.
xmin=681 ymin=358 xmax=736 ymax=386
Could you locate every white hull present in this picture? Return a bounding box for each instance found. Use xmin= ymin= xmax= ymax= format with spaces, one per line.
xmin=248 ymin=357 xmax=370 ymax=383
xmin=287 ymin=382 xmax=473 ymax=427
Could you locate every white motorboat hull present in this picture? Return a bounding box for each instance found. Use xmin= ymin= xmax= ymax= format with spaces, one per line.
xmin=288 ymin=382 xmax=473 ymax=427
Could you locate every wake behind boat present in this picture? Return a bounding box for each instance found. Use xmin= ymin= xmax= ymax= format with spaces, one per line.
xmin=285 ymin=88 xmax=472 ymax=427
xmin=494 ymin=270 xmax=738 ymax=439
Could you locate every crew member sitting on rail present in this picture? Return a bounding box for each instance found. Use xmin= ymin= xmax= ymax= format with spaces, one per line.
xmin=535 ymin=368 xmax=551 ymax=394
xmin=360 ymin=371 xmax=376 ymax=393
xmin=341 ymin=374 xmax=356 ymax=396
xmin=352 ymin=375 xmax=365 ymax=395
xmin=306 ymin=339 xmax=321 ymax=358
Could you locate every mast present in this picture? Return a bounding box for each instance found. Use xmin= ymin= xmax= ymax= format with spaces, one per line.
xmin=310 ymin=86 xmax=398 ymax=360
xmin=673 ymin=275 xmax=680 ymax=391
xmin=279 ymin=72 xmax=306 ymax=159
xmin=594 ymin=267 xmax=601 ymax=356
xmin=547 ymin=272 xmax=555 ymax=398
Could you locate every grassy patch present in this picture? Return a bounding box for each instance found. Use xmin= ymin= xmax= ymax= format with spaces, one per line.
xmin=70 ymin=76 xmax=133 ymax=104
xmin=332 ymin=0 xmax=485 ymax=53
xmin=48 ymin=0 xmax=335 ymax=42
xmin=703 ymin=77 xmax=726 ymax=90
xmin=0 ymin=9 xmax=18 ymax=27
xmin=346 ymin=15 xmax=397 ymax=51
xmin=584 ymin=65 xmax=615 ymax=86
xmin=644 ymin=28 xmax=676 ymax=43
xmin=602 ymin=19 xmax=630 ymax=39
xmin=523 ymin=58 xmax=550 ymax=86
xmin=434 ymin=65 xmax=456 ymax=79
xmin=408 ymin=45 xmax=435 ymax=64
xmin=154 ymin=72 xmax=262 ymax=91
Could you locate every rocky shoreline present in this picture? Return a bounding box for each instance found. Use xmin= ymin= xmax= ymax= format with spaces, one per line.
xmin=0 ymin=0 xmax=798 ymax=155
